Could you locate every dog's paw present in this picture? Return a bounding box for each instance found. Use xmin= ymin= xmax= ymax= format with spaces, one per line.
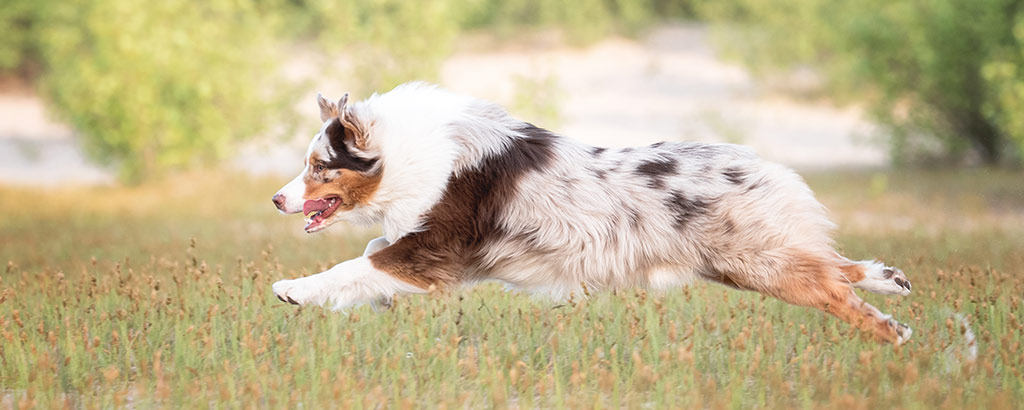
xmin=889 ymin=319 xmax=912 ymax=345
xmin=883 ymin=267 xmax=912 ymax=294
xmin=272 ymin=279 xmax=320 ymax=306
xmin=854 ymin=265 xmax=912 ymax=296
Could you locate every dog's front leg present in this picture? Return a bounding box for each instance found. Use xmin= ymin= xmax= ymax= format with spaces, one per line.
xmin=272 ymin=257 xmax=426 ymax=309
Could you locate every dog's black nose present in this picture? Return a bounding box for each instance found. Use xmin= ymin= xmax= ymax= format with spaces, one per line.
xmin=272 ymin=194 xmax=285 ymax=210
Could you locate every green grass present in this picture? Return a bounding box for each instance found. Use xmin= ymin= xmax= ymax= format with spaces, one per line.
xmin=1 ymin=169 xmax=1022 ymax=408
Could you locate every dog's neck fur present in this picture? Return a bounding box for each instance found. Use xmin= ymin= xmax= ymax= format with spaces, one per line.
xmin=352 ymin=82 xmax=527 ymax=242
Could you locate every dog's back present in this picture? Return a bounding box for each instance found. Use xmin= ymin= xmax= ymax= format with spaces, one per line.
xmin=445 ymin=124 xmax=831 ymax=299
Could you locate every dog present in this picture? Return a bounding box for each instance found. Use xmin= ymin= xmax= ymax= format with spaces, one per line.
xmin=271 ymin=82 xmax=913 ymax=344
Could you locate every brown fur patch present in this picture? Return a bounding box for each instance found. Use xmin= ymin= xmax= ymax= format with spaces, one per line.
xmin=821 ymin=290 xmax=902 ymax=343
xmin=838 ymin=262 xmax=866 ymax=284
xmin=704 ymin=272 xmax=747 ymax=290
xmin=303 ymin=169 xmax=382 ymax=208
xmin=758 ymin=250 xmax=850 ymax=306
xmin=757 ymin=250 xmax=900 ymax=343
xmin=340 ymin=109 xmax=370 ymax=151
xmin=370 ymin=125 xmax=556 ymax=289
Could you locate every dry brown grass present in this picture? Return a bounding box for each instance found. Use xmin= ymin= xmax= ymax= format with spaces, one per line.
xmin=1 ymin=169 xmax=1022 ymax=408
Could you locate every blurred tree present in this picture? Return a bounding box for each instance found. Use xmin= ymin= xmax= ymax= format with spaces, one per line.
xmin=700 ymin=0 xmax=1024 ymax=165
xmin=345 ymin=0 xmax=461 ymax=96
xmin=0 ymin=0 xmax=43 ymax=76
xmin=1 ymin=0 xmax=700 ymax=181
xmin=31 ymin=0 xmax=292 ymax=181
xmin=983 ymin=13 xmax=1024 ymax=161
xmin=457 ymin=0 xmax=695 ymax=42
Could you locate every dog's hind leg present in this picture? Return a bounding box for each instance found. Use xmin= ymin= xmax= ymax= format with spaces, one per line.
xmin=709 ymin=250 xmax=912 ymax=344
xmin=810 ymin=286 xmax=912 ymax=345
xmin=777 ymin=252 xmax=912 ymax=344
xmin=840 ymin=259 xmax=912 ymax=296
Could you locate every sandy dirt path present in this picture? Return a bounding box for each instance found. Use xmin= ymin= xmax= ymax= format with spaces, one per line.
xmin=440 ymin=24 xmax=883 ymax=168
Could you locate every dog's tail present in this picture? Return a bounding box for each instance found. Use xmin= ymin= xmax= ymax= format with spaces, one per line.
xmin=937 ymin=309 xmax=978 ymax=366
xmin=954 ymin=312 xmax=978 ymax=363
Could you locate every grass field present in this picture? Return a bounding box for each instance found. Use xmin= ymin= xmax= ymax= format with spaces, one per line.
xmin=1 ymin=169 xmax=1022 ymax=408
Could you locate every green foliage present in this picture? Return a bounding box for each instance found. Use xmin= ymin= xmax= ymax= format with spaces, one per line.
xmin=31 ymin=0 xmax=292 ymax=182
xmin=459 ymin=0 xmax=695 ymax=42
xmin=301 ymin=0 xmax=461 ymax=96
xmin=982 ymin=14 xmax=1024 ymax=161
xmin=700 ymin=0 xmax=1024 ymax=165
xmin=0 ymin=0 xmax=41 ymax=72
xmin=286 ymin=0 xmax=699 ymax=94
xmin=0 ymin=0 xmax=700 ymax=181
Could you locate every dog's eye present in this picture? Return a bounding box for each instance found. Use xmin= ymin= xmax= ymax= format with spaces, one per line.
xmin=315 ymin=164 xmax=325 ymax=173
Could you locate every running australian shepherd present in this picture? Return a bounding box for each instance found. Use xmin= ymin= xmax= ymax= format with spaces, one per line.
xmin=271 ymin=83 xmax=913 ymax=344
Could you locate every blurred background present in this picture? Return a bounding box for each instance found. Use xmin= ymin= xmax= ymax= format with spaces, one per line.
xmin=1 ymin=3 xmax=1023 ymax=406
xmin=2 ymin=0 xmax=1021 ymax=186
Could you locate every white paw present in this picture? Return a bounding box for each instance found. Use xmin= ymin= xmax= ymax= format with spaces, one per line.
xmin=890 ymin=319 xmax=913 ymax=345
xmin=855 ymin=265 xmax=912 ymax=296
xmin=272 ymin=279 xmax=321 ymax=306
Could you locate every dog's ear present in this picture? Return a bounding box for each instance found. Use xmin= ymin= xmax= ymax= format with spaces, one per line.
xmin=337 ymin=93 xmax=370 ymax=150
xmin=317 ymin=93 xmax=339 ymax=122
xmin=336 ymin=93 xmax=349 ymax=120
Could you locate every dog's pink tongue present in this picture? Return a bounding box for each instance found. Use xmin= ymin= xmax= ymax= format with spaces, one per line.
xmin=303 ymin=199 xmax=329 ymax=216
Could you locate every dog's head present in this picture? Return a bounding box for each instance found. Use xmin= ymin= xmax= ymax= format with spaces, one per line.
xmin=272 ymin=93 xmax=381 ymax=233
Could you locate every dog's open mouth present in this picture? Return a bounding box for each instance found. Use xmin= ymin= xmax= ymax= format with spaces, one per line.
xmin=303 ymin=196 xmax=344 ymax=233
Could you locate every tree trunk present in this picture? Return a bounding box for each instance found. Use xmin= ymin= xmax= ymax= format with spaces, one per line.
xmin=961 ymin=110 xmax=1002 ymax=165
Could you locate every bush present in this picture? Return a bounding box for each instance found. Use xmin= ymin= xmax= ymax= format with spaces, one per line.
xmin=982 ymin=15 xmax=1024 ymax=162
xmin=0 ymin=0 xmax=43 ymax=74
xmin=1 ymin=0 xmax=700 ymax=182
xmin=700 ymin=0 xmax=1024 ymax=165
xmin=32 ymin=0 xmax=294 ymax=182
xmin=460 ymin=0 xmax=696 ymax=42
xmin=297 ymin=0 xmax=461 ymax=96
